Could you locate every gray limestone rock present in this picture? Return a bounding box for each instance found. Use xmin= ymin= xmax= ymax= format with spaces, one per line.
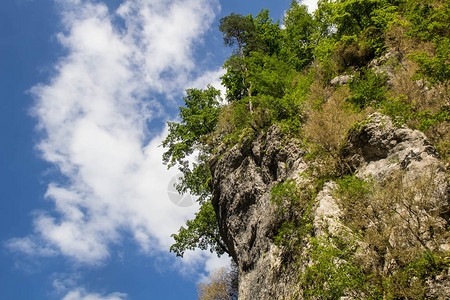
xmin=209 ymin=114 xmax=449 ymax=299
xmin=330 ymin=74 xmax=354 ymax=86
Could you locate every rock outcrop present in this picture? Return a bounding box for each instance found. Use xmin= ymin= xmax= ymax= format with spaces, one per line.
xmin=209 ymin=114 xmax=449 ymax=299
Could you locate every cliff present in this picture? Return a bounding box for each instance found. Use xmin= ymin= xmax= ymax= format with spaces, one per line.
xmin=163 ymin=2 xmax=450 ymax=298
xmin=209 ymin=113 xmax=449 ymax=299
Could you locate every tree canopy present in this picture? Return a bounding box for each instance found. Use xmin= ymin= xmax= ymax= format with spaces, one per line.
xmin=162 ymin=86 xmax=221 ymax=200
xmin=219 ymin=13 xmax=255 ymax=59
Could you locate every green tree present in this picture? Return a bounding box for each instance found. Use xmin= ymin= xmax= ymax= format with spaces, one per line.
xmin=219 ymin=10 xmax=282 ymax=58
xmin=282 ymin=1 xmax=315 ymax=70
xmin=162 ymin=86 xmax=221 ymax=200
xmin=250 ymin=9 xmax=282 ymax=56
xmin=219 ymin=13 xmax=255 ymax=104
xmin=220 ymin=11 xmax=284 ymax=105
xmin=162 ymin=86 xmax=230 ymax=258
xmin=406 ymin=1 xmax=450 ymax=84
xmin=313 ymin=0 xmax=400 ymax=69
xmin=245 ymin=51 xmax=295 ymax=99
xmin=219 ymin=13 xmax=255 ymax=60
xmin=170 ymin=201 xmax=229 ymax=257
xmin=221 ymin=55 xmax=248 ymax=101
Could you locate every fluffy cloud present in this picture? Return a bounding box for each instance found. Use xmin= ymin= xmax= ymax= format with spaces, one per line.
xmin=301 ymin=0 xmax=318 ymax=13
xmin=189 ymin=68 xmax=226 ymax=95
xmin=8 ymin=0 xmax=224 ymax=271
xmin=62 ymin=289 xmax=127 ymax=300
xmin=6 ymin=236 xmax=57 ymax=257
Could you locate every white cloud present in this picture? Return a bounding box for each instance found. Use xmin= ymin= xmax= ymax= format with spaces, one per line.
xmin=8 ymin=0 xmax=225 ymax=274
xmin=281 ymin=1 xmax=318 ymax=30
xmin=117 ymin=0 xmax=219 ymax=95
xmin=5 ymin=236 xmax=57 ymax=257
xmin=188 ymin=68 xmax=227 ymax=97
xmin=300 ymin=0 xmax=318 ymax=13
xmin=62 ymin=289 xmax=127 ymax=300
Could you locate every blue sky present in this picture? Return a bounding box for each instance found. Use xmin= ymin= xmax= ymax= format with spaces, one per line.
xmin=1 ymin=0 xmax=317 ymax=299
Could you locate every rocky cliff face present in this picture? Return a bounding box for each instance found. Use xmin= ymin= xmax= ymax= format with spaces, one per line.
xmin=209 ymin=113 xmax=449 ymax=299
